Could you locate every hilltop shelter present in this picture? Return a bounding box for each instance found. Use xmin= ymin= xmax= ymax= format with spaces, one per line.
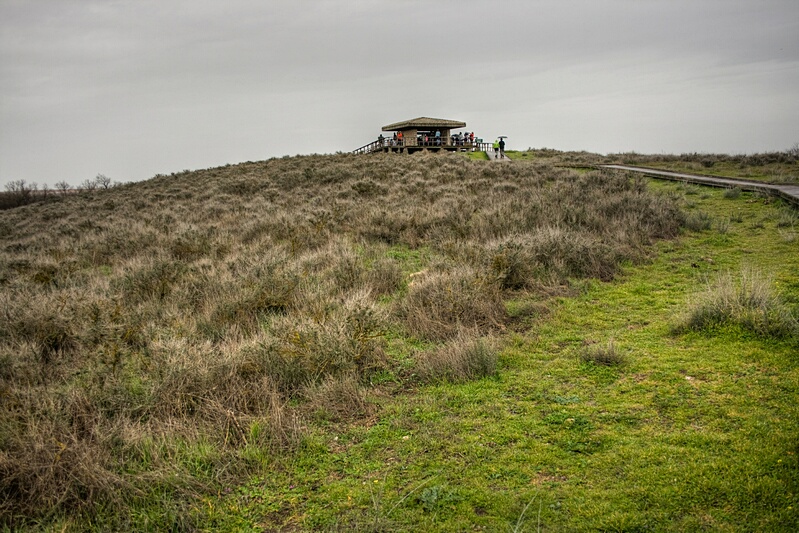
xmin=354 ymin=116 xmax=484 ymax=154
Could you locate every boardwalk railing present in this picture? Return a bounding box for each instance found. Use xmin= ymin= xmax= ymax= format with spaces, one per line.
xmin=353 ymin=138 xmax=487 ymax=155
xmin=353 ymin=140 xmax=383 ymax=155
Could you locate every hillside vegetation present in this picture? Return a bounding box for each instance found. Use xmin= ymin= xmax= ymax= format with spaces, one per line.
xmin=614 ymin=149 xmax=799 ymax=184
xmin=1 ymin=151 xmax=797 ymax=531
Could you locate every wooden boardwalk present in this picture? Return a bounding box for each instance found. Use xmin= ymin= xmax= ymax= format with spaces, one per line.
xmin=485 ymin=149 xmax=511 ymax=162
xmin=602 ymin=164 xmax=799 ymax=207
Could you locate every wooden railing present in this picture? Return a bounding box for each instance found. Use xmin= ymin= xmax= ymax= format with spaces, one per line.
xmin=353 ymin=138 xmax=487 ymax=154
xmin=352 ymin=140 xmax=383 ymax=155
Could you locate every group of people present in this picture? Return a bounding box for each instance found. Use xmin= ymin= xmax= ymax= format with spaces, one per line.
xmin=377 ymin=132 xmax=405 ymax=147
xmin=375 ymin=131 xmax=505 ymax=156
xmin=450 ymin=131 xmax=476 ymax=146
xmin=377 ymin=130 xmax=476 ymax=148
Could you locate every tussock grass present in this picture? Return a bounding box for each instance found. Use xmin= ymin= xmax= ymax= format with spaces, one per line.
xmin=0 ymin=152 xmax=686 ymax=528
xmin=415 ymin=332 xmax=499 ymax=383
xmin=580 ymin=340 xmax=626 ymax=367
xmin=675 ymin=267 xmax=799 ymax=339
xmin=302 ymin=373 xmax=374 ymax=423
xmin=262 ymin=294 xmax=388 ymax=394
xmin=398 ymin=266 xmax=506 ymax=341
xmin=683 ymin=210 xmax=713 ymax=232
xmin=724 ymin=186 xmax=742 ymax=199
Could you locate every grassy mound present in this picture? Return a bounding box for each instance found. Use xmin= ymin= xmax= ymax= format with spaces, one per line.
xmin=2 ymin=151 xmax=796 ymax=530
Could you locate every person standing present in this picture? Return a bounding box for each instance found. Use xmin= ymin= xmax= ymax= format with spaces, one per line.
xmin=499 ymin=138 xmax=506 ymax=159
xmin=492 ymin=138 xmax=500 ymax=158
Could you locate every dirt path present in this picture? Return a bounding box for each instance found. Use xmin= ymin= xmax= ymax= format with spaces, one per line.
xmin=603 ymin=164 xmax=799 ymax=207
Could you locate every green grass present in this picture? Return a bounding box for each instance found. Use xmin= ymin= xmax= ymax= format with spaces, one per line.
xmin=504 ymin=150 xmax=532 ymax=160
xmin=466 ymin=151 xmax=489 ymax=161
xmin=195 ymin=185 xmax=799 ymax=531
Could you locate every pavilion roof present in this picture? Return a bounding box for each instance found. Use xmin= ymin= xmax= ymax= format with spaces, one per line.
xmin=382 ymin=117 xmax=466 ymax=132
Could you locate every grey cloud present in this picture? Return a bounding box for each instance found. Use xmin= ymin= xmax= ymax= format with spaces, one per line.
xmin=2 ymin=0 xmax=798 ymax=187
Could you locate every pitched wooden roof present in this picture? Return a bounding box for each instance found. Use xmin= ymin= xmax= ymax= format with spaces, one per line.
xmin=382 ymin=117 xmax=466 ymax=131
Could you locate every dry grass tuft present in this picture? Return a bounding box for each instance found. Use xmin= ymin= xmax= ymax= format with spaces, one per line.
xmin=302 ymin=373 xmax=374 ymax=423
xmin=397 ymin=267 xmax=506 ymax=341
xmin=580 ymin=340 xmax=626 ymax=367
xmin=0 ymin=392 xmax=127 ymax=518
xmin=415 ymin=332 xmax=499 ymax=383
xmin=675 ymin=267 xmax=799 ymax=339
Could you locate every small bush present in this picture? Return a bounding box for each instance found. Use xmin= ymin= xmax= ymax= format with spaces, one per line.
xmin=302 ymin=373 xmax=373 ymax=422
xmin=330 ymin=249 xmax=365 ymax=292
xmin=171 ymin=229 xmax=215 ymax=261
xmin=117 ymin=260 xmax=186 ymax=302
xmin=203 ymin=274 xmax=298 ymax=339
xmin=675 ymin=268 xmax=799 ymax=339
xmin=684 ymin=211 xmax=713 ymax=231
xmin=415 ymin=332 xmax=498 ymax=383
xmin=724 ymin=187 xmax=742 ymax=199
xmin=365 ymin=257 xmax=403 ymax=296
xmin=2 ymin=295 xmax=78 ymax=366
xmin=580 ymin=340 xmax=626 ymax=367
xmin=263 ymin=294 xmax=388 ymax=394
xmin=0 ymin=396 xmax=126 ymax=519
xmin=488 ymin=240 xmax=535 ymax=290
xmin=397 ymin=267 xmax=506 ymax=341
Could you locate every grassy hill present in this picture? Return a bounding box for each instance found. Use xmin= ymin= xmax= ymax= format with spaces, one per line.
xmin=1 ymin=151 xmax=797 ymax=531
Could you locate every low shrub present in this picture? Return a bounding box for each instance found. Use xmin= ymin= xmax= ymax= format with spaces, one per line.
xmin=488 ymin=240 xmax=535 ymax=290
xmin=202 ymin=275 xmax=298 ymax=339
xmin=302 ymin=373 xmax=374 ymax=422
xmin=724 ymin=187 xmax=742 ymax=199
xmin=0 ymin=389 xmax=126 ymax=520
xmin=580 ymin=340 xmax=626 ymax=367
xmin=675 ymin=268 xmax=799 ymax=339
xmin=170 ymin=228 xmax=215 ymax=261
xmin=364 ymin=256 xmax=404 ymax=296
xmin=415 ymin=332 xmax=498 ymax=383
xmin=397 ymin=267 xmax=506 ymax=341
xmin=483 ymin=228 xmax=621 ymax=288
xmin=1 ymin=293 xmax=79 ymax=366
xmin=116 ymin=259 xmax=186 ymax=303
xmin=683 ymin=211 xmax=713 ymax=232
xmin=262 ymin=294 xmax=388 ymax=394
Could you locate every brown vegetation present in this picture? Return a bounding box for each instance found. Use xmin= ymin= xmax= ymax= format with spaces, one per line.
xmin=0 ymin=151 xmax=684 ymax=527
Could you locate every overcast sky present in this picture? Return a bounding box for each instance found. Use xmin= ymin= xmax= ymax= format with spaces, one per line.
xmin=1 ymin=0 xmax=798 ymax=188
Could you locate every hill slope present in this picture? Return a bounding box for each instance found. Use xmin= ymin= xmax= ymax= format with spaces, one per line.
xmin=1 ymin=152 xmax=797 ymax=530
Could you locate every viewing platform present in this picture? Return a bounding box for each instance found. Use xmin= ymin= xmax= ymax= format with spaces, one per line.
xmin=353 ymin=116 xmax=490 ymax=155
